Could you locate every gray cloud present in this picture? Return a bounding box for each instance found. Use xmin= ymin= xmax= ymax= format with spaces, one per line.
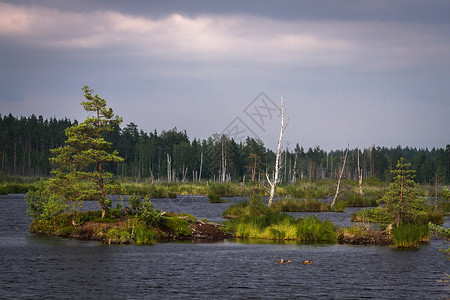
xmin=1 ymin=0 xmax=449 ymax=151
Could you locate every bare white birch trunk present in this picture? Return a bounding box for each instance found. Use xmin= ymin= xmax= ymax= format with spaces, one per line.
xmin=331 ymin=143 xmax=349 ymax=207
xmin=357 ymin=145 xmax=363 ymax=195
xmin=198 ymin=152 xmax=203 ymax=182
xmin=267 ymin=92 xmax=288 ymax=207
xmin=167 ymin=153 xmax=172 ymax=182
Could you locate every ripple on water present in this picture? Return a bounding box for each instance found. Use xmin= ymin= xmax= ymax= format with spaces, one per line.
xmin=0 ymin=194 xmax=449 ymax=299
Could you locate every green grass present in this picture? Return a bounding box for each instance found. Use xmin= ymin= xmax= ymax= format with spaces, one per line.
xmin=271 ymin=198 xmax=331 ymax=212
xmin=343 ymin=193 xmax=378 ymax=207
xmin=224 ymin=208 xmax=337 ymax=242
xmin=134 ymin=225 xmax=156 ymax=245
xmin=0 ymin=182 xmax=37 ymax=195
xmin=351 ymin=207 xmax=391 ymax=224
xmin=160 ymin=216 xmax=192 ymax=237
xmin=277 ymin=181 xmax=335 ymax=199
xmin=392 ymin=223 xmax=429 ymax=248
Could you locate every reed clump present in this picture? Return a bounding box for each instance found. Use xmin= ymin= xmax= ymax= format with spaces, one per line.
xmin=392 ymin=223 xmax=429 ymax=248
xmin=224 ymin=199 xmax=337 ymax=242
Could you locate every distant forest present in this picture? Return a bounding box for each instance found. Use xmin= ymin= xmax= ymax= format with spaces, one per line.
xmin=1 ymin=114 xmax=449 ymax=185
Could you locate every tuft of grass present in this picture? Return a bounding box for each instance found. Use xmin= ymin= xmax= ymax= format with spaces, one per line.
xmin=295 ymin=215 xmax=337 ymax=242
xmin=392 ymin=223 xmax=429 ymax=248
xmin=224 ymin=209 xmax=337 ymax=242
xmin=134 ymin=225 xmax=156 ymax=245
xmin=207 ymin=194 xmax=227 ymax=203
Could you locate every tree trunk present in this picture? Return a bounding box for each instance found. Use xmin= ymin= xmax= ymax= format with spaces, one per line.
xmin=267 ymin=92 xmax=288 ymax=207
xmin=358 ymin=145 xmax=363 ymax=195
xmin=332 ymin=143 xmax=349 ymax=207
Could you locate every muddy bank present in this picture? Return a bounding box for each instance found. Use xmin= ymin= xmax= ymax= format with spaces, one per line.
xmin=339 ymin=230 xmax=393 ymax=246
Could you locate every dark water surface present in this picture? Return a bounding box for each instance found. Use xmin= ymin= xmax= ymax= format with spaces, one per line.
xmin=1 ymin=194 xmax=449 ymax=299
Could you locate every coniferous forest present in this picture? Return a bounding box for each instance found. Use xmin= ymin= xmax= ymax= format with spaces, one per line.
xmin=1 ymin=113 xmax=449 ymax=185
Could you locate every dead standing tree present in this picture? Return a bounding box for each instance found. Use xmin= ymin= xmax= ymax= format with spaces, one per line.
xmin=357 ymin=145 xmax=363 ymax=195
xmin=331 ymin=143 xmax=349 ymax=208
xmin=266 ymin=92 xmax=288 ymax=207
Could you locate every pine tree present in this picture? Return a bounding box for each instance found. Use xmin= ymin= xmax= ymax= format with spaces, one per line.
xmin=381 ymin=157 xmax=424 ymax=226
xmin=49 ymin=86 xmax=123 ymax=218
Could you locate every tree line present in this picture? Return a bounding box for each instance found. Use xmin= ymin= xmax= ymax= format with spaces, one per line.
xmin=1 ymin=113 xmax=449 ymax=185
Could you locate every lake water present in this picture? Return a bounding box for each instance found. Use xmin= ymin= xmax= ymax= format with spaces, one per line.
xmin=1 ymin=194 xmax=449 ymax=299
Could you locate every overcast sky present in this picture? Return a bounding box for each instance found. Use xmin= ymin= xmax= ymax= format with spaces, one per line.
xmin=1 ymin=0 xmax=449 ymax=151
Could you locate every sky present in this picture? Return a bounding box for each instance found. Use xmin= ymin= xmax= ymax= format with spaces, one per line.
xmin=1 ymin=0 xmax=449 ymax=151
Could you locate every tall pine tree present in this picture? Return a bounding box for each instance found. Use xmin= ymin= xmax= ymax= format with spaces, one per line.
xmin=49 ymin=86 xmax=123 ymax=218
xmin=381 ymin=157 xmax=424 ymax=226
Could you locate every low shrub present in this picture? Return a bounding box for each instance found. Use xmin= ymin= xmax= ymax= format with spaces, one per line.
xmin=75 ymin=211 xmax=102 ymax=225
xmin=107 ymin=228 xmax=132 ymax=244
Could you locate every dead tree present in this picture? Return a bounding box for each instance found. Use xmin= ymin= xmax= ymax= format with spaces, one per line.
xmin=167 ymin=153 xmax=172 ymax=182
xmin=266 ymin=92 xmax=288 ymax=207
xmin=331 ymin=143 xmax=349 ymax=207
xmin=357 ymin=145 xmax=363 ymax=195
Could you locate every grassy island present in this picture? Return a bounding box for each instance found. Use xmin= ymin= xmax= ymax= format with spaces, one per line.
xmin=29 ymin=195 xmax=229 ymax=244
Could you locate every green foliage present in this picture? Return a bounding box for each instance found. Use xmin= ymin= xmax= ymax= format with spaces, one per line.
xmin=440 ymin=187 xmax=450 ymax=200
xmin=344 ymin=193 xmax=378 ymax=207
xmin=134 ymin=225 xmax=156 ymax=245
xmin=107 ymin=228 xmax=132 ymax=244
xmin=207 ymin=183 xmax=235 ymax=197
xmin=48 ymin=86 xmax=124 ymax=218
xmin=280 ymin=181 xmax=334 ymax=199
xmin=161 ymin=217 xmax=191 ymax=237
xmin=75 ymin=211 xmax=102 ymax=225
xmin=225 ymin=210 xmax=337 ymax=242
xmin=140 ymin=197 xmax=162 ymax=226
xmin=207 ymin=194 xmax=226 ymax=203
xmin=271 ymin=198 xmax=331 ymax=212
xmin=380 ymin=158 xmax=425 ymax=226
xmin=164 ymin=212 xmax=197 ymax=222
xmin=439 ymin=188 xmax=450 ymax=212
xmin=25 ymin=181 xmax=68 ymax=223
xmin=295 ymin=216 xmax=337 ymax=242
xmin=351 ymin=207 xmax=391 ymax=224
xmin=392 ymin=223 xmax=429 ymax=248
xmin=0 ymin=182 xmax=36 ymax=195
xmin=128 ymin=194 xmax=142 ymax=211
